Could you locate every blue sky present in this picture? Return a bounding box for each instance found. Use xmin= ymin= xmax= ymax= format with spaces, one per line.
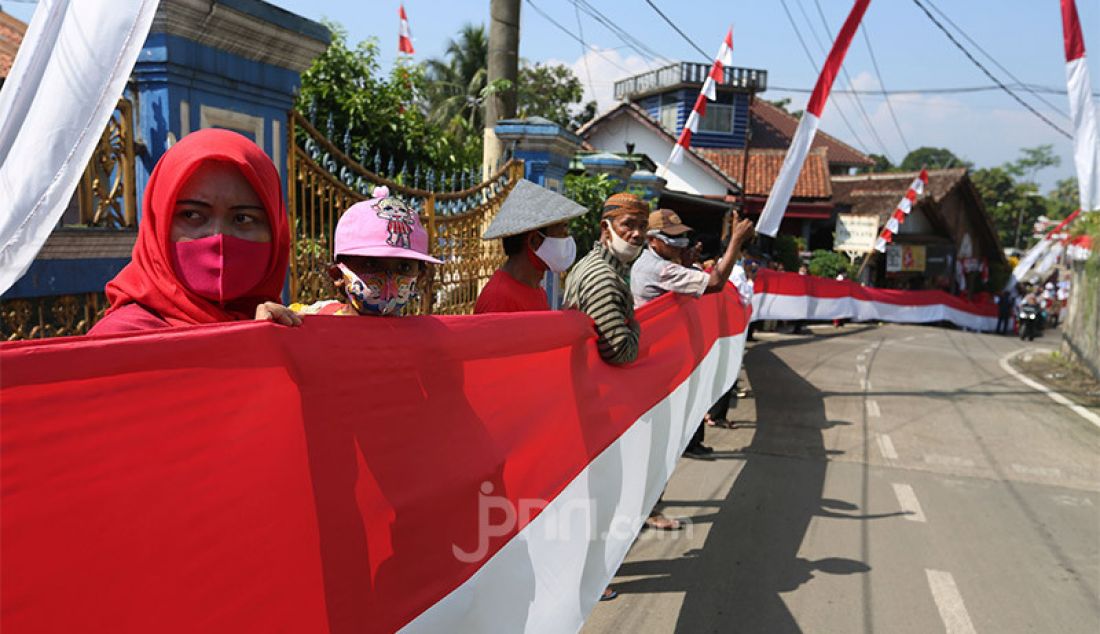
xmin=6 ymin=0 xmax=1098 ymax=191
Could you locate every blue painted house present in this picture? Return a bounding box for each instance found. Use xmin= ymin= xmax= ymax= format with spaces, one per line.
xmin=3 ymin=0 xmax=328 ymax=306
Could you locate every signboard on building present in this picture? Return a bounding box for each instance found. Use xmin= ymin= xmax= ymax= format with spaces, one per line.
xmin=834 ymin=214 xmax=879 ymax=253
xmin=886 ymin=244 xmax=927 ymax=272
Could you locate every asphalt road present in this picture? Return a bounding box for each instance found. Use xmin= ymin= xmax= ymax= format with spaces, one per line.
xmin=583 ymin=323 xmax=1100 ymax=634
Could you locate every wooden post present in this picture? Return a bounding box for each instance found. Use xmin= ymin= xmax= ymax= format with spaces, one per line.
xmin=422 ymin=194 xmax=437 ymax=314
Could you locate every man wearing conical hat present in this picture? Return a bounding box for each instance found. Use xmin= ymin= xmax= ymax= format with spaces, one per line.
xmin=475 ymin=180 xmax=587 ymax=314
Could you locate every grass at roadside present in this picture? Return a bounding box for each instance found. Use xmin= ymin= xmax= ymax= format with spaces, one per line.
xmin=1011 ymin=349 xmax=1100 ymax=409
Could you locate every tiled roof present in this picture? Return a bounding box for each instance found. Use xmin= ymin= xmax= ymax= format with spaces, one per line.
xmin=831 ymin=168 xmax=969 ymax=221
xmin=36 ymin=229 xmax=137 ymax=260
xmin=0 ymin=11 xmax=27 ymax=79
xmin=701 ymin=147 xmax=832 ymax=199
xmin=750 ymin=99 xmax=874 ymax=167
xmin=577 ymin=102 xmax=742 ymax=192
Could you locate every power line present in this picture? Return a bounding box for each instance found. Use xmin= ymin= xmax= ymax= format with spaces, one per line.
xmin=911 ymin=0 xmax=1072 ymax=140
xmin=860 ymin=24 xmax=912 ymax=155
xmin=768 ymin=83 xmax=1095 ymax=97
xmin=808 ymin=0 xmax=894 ymax=161
xmin=642 ymin=0 xmax=710 ymax=62
xmin=571 ymin=0 xmax=671 ymax=67
xmin=922 ymin=0 xmax=1070 ymax=120
xmin=777 ymin=0 xmax=872 ymax=154
xmin=574 ymin=1 xmax=597 ymax=102
xmin=524 ymin=0 xmax=632 ymax=74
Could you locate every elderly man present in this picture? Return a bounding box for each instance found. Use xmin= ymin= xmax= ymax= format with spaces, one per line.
xmin=632 ymin=208 xmax=755 ymax=459
xmin=563 ymin=191 xmax=649 ymax=365
xmin=476 ymin=180 xmax=587 ymax=314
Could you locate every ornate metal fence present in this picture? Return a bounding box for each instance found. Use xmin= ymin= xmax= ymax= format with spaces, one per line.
xmin=1 ymin=98 xmax=136 ymax=341
xmin=287 ymin=110 xmax=524 ymax=315
xmin=1 ymin=293 xmax=108 ymax=341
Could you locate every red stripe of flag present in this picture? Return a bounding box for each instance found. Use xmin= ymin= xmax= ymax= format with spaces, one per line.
xmin=1062 ymin=0 xmax=1086 ymax=61
xmin=805 ymin=0 xmax=873 ymax=117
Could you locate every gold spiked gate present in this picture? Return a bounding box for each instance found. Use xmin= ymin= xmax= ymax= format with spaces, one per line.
xmin=287 ymin=111 xmax=523 ymax=315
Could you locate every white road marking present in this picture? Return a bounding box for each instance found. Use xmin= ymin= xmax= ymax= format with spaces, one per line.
xmin=1011 ymin=464 xmax=1062 ymax=478
xmin=999 ymin=348 xmax=1100 ymax=429
xmin=1052 ymin=494 xmax=1095 ymax=507
xmin=924 ymin=454 xmax=976 ymax=468
xmin=860 ymin=378 xmax=872 ymax=391
xmin=892 ymin=483 xmax=926 ymax=522
xmin=903 ymin=336 xmax=915 ymax=342
xmin=877 ymin=434 xmax=898 ymax=460
xmin=856 ymin=353 xmax=867 ymax=362
xmin=866 ymin=400 xmax=881 ymax=418
xmin=925 ymin=569 xmax=977 ymax=634
xmin=856 ymin=364 xmax=867 ymax=374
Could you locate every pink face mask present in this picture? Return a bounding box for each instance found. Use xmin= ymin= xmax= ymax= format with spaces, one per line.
xmin=171 ymin=234 xmax=271 ymax=303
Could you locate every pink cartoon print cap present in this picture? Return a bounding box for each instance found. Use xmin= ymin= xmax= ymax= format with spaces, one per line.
xmin=333 ymin=186 xmax=443 ymax=264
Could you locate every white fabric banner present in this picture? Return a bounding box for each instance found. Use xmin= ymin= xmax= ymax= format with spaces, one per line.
xmin=1066 ymin=57 xmax=1100 ymax=212
xmin=0 ymin=0 xmax=159 ymax=294
xmin=756 ymin=112 xmax=820 ymax=237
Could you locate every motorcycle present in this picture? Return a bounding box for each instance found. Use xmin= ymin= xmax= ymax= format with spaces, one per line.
xmin=1017 ymin=304 xmax=1043 ymax=341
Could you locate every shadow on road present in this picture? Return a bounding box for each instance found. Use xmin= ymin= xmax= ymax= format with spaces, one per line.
xmin=609 ymin=335 xmax=878 ymax=632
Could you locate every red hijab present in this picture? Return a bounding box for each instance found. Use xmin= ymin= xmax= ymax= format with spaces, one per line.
xmin=104 ymin=129 xmax=289 ymax=326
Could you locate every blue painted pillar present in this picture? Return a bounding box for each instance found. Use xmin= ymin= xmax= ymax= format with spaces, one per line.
xmin=495 ymin=117 xmax=583 ymax=307
xmin=131 ymin=0 xmax=329 ymax=206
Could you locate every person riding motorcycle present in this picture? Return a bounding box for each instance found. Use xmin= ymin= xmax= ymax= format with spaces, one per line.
xmin=1017 ymin=293 xmax=1044 ymax=341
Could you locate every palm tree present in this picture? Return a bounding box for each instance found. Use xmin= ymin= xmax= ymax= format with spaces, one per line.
xmin=423 ymin=24 xmax=488 ymax=134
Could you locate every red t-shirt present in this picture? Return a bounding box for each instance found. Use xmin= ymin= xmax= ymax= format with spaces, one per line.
xmin=474 ymin=270 xmax=549 ymax=314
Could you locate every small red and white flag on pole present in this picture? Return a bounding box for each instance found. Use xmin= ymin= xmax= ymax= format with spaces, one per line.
xmin=666 ymin=28 xmax=733 ymax=167
xmin=757 ymin=0 xmax=872 ymax=237
xmin=874 ymin=169 xmax=927 ymax=252
xmin=399 ymin=4 xmax=415 ymax=55
xmin=1061 ymin=0 xmax=1099 ymax=212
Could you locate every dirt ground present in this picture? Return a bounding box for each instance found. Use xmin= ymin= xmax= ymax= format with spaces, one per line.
xmin=1011 ymin=347 xmax=1100 ymax=409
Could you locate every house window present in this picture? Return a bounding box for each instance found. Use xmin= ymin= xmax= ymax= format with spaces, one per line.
xmin=700 ymin=103 xmax=733 ymax=133
xmin=659 ymin=102 xmax=679 ymax=133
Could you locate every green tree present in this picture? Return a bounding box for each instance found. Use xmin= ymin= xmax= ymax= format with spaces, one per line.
xmin=296 ymin=22 xmax=479 ymax=173
xmin=807 ymin=249 xmax=855 ymax=279
xmin=1005 ymin=144 xmax=1060 ymax=182
xmin=564 ymin=173 xmax=619 ymax=259
xmin=972 ymin=165 xmax=1045 ymax=250
xmin=899 ymin=147 xmax=972 ymax=171
xmin=517 ymin=63 xmax=597 ymax=129
xmin=1046 ymin=176 xmax=1079 ymax=220
xmin=859 ymin=153 xmax=894 ymax=174
xmin=423 ymin=24 xmax=490 ymax=133
xmin=772 ymin=234 xmax=804 ymax=272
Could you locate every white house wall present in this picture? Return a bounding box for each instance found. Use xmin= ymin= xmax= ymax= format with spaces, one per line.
xmin=585 ymin=116 xmax=729 ymax=197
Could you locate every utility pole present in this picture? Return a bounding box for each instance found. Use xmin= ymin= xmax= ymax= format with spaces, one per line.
xmin=484 ymin=0 xmax=520 ymax=178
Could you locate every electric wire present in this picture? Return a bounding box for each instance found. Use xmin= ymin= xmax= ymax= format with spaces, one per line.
xmin=911 ymin=0 xmax=1072 ymax=140
xmin=777 ymin=0 xmax=872 ymax=153
xmin=524 ymin=0 xmax=632 ymax=74
xmin=574 ymin=1 xmax=597 ymax=103
xmin=571 ymin=0 xmax=672 ymax=67
xmin=642 ymin=0 xmax=711 ymax=62
xmin=807 ymin=0 xmax=894 ymax=161
xmin=923 ymin=0 xmax=1070 ymax=120
xmin=860 ymin=23 xmax=912 ymax=155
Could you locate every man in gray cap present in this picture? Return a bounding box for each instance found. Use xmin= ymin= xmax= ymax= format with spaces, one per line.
xmin=475 ymin=180 xmax=587 ymax=314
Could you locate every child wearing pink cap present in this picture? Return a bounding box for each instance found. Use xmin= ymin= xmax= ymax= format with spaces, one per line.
xmin=290 ymin=186 xmax=442 ymax=316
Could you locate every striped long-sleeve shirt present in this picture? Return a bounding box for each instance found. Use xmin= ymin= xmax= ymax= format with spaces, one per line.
xmin=563 ymin=242 xmax=639 ymax=365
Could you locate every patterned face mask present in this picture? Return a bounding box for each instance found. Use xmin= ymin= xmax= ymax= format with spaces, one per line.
xmin=336 ymin=262 xmax=419 ymax=316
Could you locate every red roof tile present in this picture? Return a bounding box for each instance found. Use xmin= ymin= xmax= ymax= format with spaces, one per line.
xmin=0 ymin=11 xmax=27 ymax=80
xmin=701 ymin=147 xmax=832 ymax=199
xmin=750 ymin=99 xmax=874 ymax=167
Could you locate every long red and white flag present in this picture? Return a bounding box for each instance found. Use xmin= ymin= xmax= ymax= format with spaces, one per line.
xmin=1007 ymin=208 xmax=1080 ymax=288
xmin=399 ymin=4 xmax=415 ymax=55
xmin=757 ymin=0 xmax=872 ymax=236
xmin=0 ymin=290 xmax=749 ymax=633
xmin=873 ymin=169 xmax=928 ymax=252
xmin=666 ymin=28 xmax=733 ymax=166
xmin=1061 ymin=0 xmax=1099 ymax=212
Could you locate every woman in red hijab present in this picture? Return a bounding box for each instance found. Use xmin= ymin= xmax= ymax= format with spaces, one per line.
xmin=89 ymin=128 xmax=300 ymax=335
